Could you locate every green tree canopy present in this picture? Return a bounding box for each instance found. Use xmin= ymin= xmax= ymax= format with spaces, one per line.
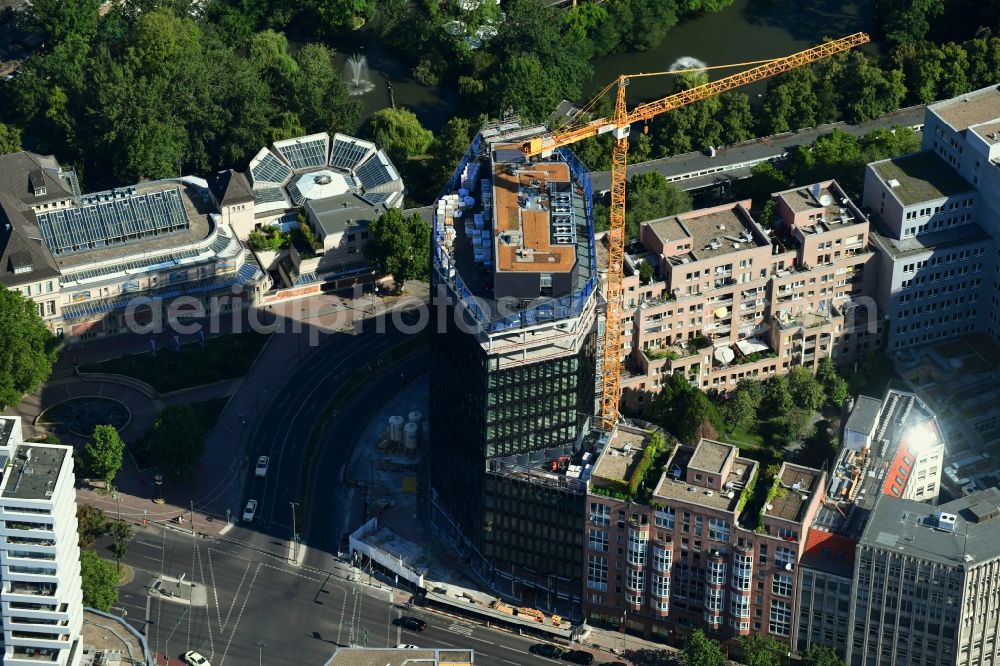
xmin=430 ymin=117 xmax=474 ymax=188
xmin=0 ymin=286 xmax=59 ymax=411
xmin=0 ymin=123 xmax=23 ymax=155
xmin=363 ymin=108 xmax=434 ymax=164
xmin=760 ymin=375 xmax=793 ymax=417
xmin=596 ymin=171 xmax=693 ymax=240
xmin=817 ymin=357 xmax=849 ymax=406
xmin=803 ymin=645 xmax=846 ymax=666
xmin=84 ymin=425 xmax=125 ymax=488
xmin=740 ymin=634 xmax=785 ymax=666
xmin=788 ymin=366 xmax=826 ymax=411
xmin=651 ymin=373 xmax=712 ymax=444
xmin=107 ymin=520 xmax=133 ymax=572
xmin=80 ymin=549 xmax=118 ymax=611
xmin=363 ymin=209 xmax=431 ymax=288
xmin=139 ymin=404 xmax=207 ymax=480
xmin=683 ymin=628 xmax=726 ymax=666
xmin=26 ymin=0 xmax=103 ymax=44
xmin=77 ymin=504 xmax=110 ymax=549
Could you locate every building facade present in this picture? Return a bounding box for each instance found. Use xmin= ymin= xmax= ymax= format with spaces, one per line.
xmin=0 ymin=417 xmax=83 ymax=666
xmin=428 ymin=123 xmax=599 ymax=618
xmin=847 ymin=488 xmax=1000 ymax=666
xmin=863 ymin=151 xmax=992 ymax=351
xmin=0 ymin=152 xmax=268 ymax=341
xmin=617 ymin=181 xmax=879 ymax=411
xmin=583 ymin=435 xmax=825 ymax=652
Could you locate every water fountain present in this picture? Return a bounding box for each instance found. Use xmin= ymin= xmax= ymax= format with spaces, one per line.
xmin=669 ymin=56 xmax=708 ymax=75
xmin=345 ymin=54 xmax=376 ymax=96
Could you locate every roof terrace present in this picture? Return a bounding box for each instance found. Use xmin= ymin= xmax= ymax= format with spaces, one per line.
xmin=762 ymin=463 xmax=822 ymax=523
xmin=653 ymin=441 xmax=757 ymax=514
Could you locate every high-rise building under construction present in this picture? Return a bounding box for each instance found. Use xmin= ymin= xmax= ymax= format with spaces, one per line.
xmin=428 ymin=122 xmax=599 ymax=618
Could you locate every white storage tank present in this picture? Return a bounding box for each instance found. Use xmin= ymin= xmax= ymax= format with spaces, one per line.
xmin=404 ymin=422 xmax=419 ymax=450
xmin=408 ymin=411 xmax=422 ymax=427
xmin=388 ymin=416 xmax=405 ymax=443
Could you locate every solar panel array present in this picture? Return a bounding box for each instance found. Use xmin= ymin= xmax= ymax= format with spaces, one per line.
xmin=361 ymin=192 xmax=393 ymax=206
xmin=356 ymin=152 xmax=397 ymax=191
xmin=276 ymin=137 xmax=328 ymax=170
xmin=287 ymin=182 xmax=306 ymax=206
xmin=251 ymin=151 xmax=292 ymax=185
xmin=37 ymin=188 xmax=189 ymax=256
xmin=329 ymin=136 xmax=374 ymax=172
xmin=253 ymin=187 xmax=287 ymax=205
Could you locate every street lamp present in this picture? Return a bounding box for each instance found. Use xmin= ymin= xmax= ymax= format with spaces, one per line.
xmin=256 ymin=641 xmax=266 ymax=666
xmin=289 ymin=502 xmax=300 ymax=560
xmin=621 ymin=609 xmax=627 ymax=656
xmin=153 ymin=473 xmax=164 ymax=504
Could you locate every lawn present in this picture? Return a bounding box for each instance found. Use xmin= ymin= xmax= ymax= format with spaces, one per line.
xmin=81 ymin=332 xmax=270 ymax=393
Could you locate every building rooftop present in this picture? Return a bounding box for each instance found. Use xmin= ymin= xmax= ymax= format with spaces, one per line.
xmin=591 ymin=426 xmax=655 ymax=487
xmin=871 ymin=151 xmax=974 ymax=207
xmin=776 ymin=181 xmax=863 ymax=230
xmin=930 ymin=84 xmax=1000 ymax=132
xmin=653 ymin=442 xmax=756 ymax=513
xmin=971 ymin=120 xmax=1000 ymax=145
xmin=0 ymin=152 xmax=77 ymax=207
xmin=325 ymin=647 xmax=474 ymax=666
xmin=0 ymin=193 xmax=61 ymax=287
xmin=1 ymin=444 xmax=66 ymax=501
xmin=870 ymin=219 xmax=990 ymax=259
xmin=489 ymin=438 xmax=593 ymax=495
xmin=846 ymin=395 xmax=882 ymax=436
xmin=306 ymin=193 xmax=393 ymax=236
xmin=688 ymin=439 xmax=733 ymax=475
xmin=492 ymin=153 xmax=576 ymax=274
xmin=0 ymin=418 xmax=15 ymax=448
xmin=861 ymin=487 xmax=1000 ymax=567
xmin=763 ymin=463 xmax=822 ymax=523
xmin=649 ymin=203 xmax=766 ymax=264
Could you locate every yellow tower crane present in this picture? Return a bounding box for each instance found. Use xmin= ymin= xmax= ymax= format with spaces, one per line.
xmin=521 ymin=32 xmax=870 ymax=431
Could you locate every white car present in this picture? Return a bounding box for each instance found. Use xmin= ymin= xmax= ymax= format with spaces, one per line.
xmin=183 ymin=652 xmax=211 ymax=666
xmin=255 ymin=456 xmax=269 ymax=478
xmin=396 ymin=644 xmax=419 ymax=649
xmin=242 ymin=499 xmax=258 ymax=522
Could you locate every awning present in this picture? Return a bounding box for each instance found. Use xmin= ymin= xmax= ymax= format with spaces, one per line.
xmin=714 ymin=347 xmax=735 ymax=364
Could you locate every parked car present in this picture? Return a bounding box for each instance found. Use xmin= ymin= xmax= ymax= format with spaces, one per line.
xmin=563 ymin=650 xmax=594 ymax=665
xmin=396 ymin=644 xmax=419 ymax=649
xmin=598 ymin=662 xmax=626 ymax=666
xmin=255 ymin=456 xmax=269 ymax=477
xmin=530 ymin=643 xmax=565 ymax=659
xmin=183 ymin=652 xmax=211 ymax=666
xmin=396 ymin=616 xmax=426 ymax=631
xmin=242 ymin=499 xmax=257 ymax=522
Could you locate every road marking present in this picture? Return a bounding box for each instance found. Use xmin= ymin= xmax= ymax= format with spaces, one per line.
xmin=217 ymin=562 xmax=261 ymax=665
xmin=140 ymin=554 xmax=159 ymax=562
xmin=134 ymin=540 xmax=162 ymax=549
xmin=447 ymin=623 xmax=474 ymax=637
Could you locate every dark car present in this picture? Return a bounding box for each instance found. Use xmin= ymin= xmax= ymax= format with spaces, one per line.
xmin=598 ymin=662 xmax=627 ymax=666
xmin=530 ymin=643 xmax=565 ymax=659
xmin=563 ymin=649 xmax=594 ymax=665
xmin=396 ymin=616 xmax=426 ymax=631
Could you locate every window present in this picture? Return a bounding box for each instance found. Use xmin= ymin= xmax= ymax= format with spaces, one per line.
xmin=590 ymin=503 xmax=610 ymax=526
xmin=587 ymin=555 xmax=608 ymax=592
xmin=652 ymin=546 xmax=672 ymax=572
xmin=775 ymin=546 xmax=795 ymax=569
xmin=626 ymin=568 xmax=645 ymax=593
xmin=589 ymin=529 xmax=609 ymax=552
xmin=709 ymin=518 xmax=730 ymax=543
xmin=627 ymin=529 xmax=647 ymax=566
xmin=655 ymin=506 xmax=675 ymax=529
xmin=652 ymin=574 xmax=670 ymax=599
xmin=772 ymin=574 xmax=793 ymax=597
xmin=769 ymin=600 xmax=792 ymax=636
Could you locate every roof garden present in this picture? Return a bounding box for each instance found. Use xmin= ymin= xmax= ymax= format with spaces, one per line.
xmin=590 ymin=426 xmax=668 ymax=502
xmin=871 ymin=151 xmax=974 ymax=207
xmin=761 ymin=463 xmax=822 ymax=524
xmin=653 ymin=441 xmax=758 ymax=514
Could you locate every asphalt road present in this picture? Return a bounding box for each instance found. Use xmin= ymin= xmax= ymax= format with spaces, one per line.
xmin=108 ymin=526 xmax=585 ymax=666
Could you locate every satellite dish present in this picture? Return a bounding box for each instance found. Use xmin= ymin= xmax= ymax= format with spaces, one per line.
xmin=819 ymin=194 xmax=834 ymax=207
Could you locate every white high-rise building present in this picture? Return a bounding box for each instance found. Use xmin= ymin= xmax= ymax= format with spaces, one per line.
xmin=0 ymin=417 xmax=83 ymax=665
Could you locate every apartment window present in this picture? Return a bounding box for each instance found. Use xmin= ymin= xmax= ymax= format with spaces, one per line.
xmin=589 ymin=529 xmax=609 ymax=552
xmin=587 ymin=555 xmax=608 ymax=592
xmin=654 ymin=506 xmax=675 ymax=529
xmin=775 ymin=546 xmax=795 ymax=569
xmin=652 ymin=574 xmax=670 ymax=598
xmin=709 ymin=518 xmax=730 ymax=543
xmin=772 ymin=573 xmax=793 ymax=597
xmin=590 ymin=503 xmax=610 ymax=526
xmin=626 ymin=568 xmax=645 ymax=592
xmin=769 ymin=600 xmax=792 ymax=636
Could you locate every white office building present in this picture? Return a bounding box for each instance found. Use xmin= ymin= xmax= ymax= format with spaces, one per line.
xmin=0 ymin=417 xmax=83 ymax=665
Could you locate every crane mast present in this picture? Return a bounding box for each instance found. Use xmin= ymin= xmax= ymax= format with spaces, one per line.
xmin=522 ymin=33 xmax=870 ymax=431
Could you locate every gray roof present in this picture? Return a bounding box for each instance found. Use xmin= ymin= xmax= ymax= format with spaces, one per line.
xmin=207 ymin=169 xmax=255 ymax=207
xmin=846 ymin=395 xmax=881 ymax=436
xmin=1 ymin=444 xmax=67 ymax=500
xmin=0 ymin=192 xmax=60 ymax=287
xmin=306 ymin=194 xmax=390 ymax=236
xmin=0 ymin=152 xmax=75 ymax=207
xmin=870 ymin=220 xmax=991 ymax=260
xmin=860 ymin=487 xmax=1000 ymax=567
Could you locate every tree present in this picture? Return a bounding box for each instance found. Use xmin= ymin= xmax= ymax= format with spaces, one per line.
xmin=363 ymin=209 xmax=431 ymax=288
xmin=84 ymin=425 xmax=125 ymax=488
xmin=758 ymin=67 xmax=820 ymax=135
xmin=760 ymin=375 xmax=793 ymax=417
xmin=77 ymin=504 xmax=110 ymax=548
xmin=291 ymin=43 xmax=360 ymax=134
xmin=638 ymin=261 xmax=654 ymax=285
xmin=840 ymin=54 xmax=906 ymax=124
xmin=788 ymin=366 xmax=826 ymax=411
xmin=803 ymin=645 xmax=846 ymax=666
xmin=0 ymin=286 xmax=59 ymax=411
xmin=623 ymin=171 xmax=692 ymax=239
xmin=139 ymin=404 xmax=208 ymax=480
xmin=362 ymin=107 xmax=434 ymax=164
xmin=683 ymin=628 xmax=725 ymax=666
xmin=801 ymin=419 xmax=838 ymax=468
xmin=25 ymin=0 xmax=103 ymax=45
xmin=874 ymin=0 xmax=945 ymax=45
xmin=740 ymin=634 xmax=784 ymax=666
xmin=0 ymin=123 xmax=23 ymax=155
xmin=651 ymin=373 xmax=712 ymax=444
xmin=816 ymin=357 xmax=849 ymax=407
xmin=743 ymin=162 xmax=789 ymax=211
xmin=430 ymin=117 xmax=474 ymax=188
xmin=107 ymin=520 xmax=133 ymax=572
xmin=723 ymin=378 xmax=764 ymax=432
xmin=80 ymin=549 xmax=118 ymax=611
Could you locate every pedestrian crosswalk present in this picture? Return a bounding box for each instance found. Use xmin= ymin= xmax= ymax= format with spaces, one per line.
xmin=447 ymin=622 xmax=475 ymax=637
